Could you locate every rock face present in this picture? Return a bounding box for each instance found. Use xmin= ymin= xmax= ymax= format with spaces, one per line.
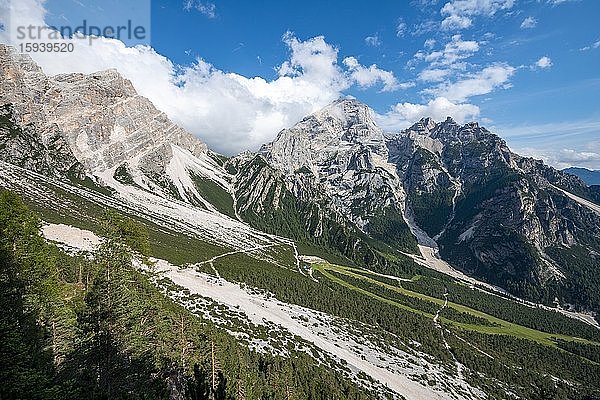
xmin=0 ymin=44 xmax=207 ymax=186
xmin=0 ymin=103 xmax=85 ymax=179
xmin=388 ymin=116 xmax=600 ymax=290
xmin=244 ymin=98 xmax=600 ymax=311
xmin=258 ymin=99 xmax=417 ymax=254
xmin=0 ymin=49 xmax=85 ymax=179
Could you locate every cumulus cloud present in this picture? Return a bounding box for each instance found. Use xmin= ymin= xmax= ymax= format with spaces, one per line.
xmin=520 ymin=16 xmax=537 ymax=29
xmin=183 ymin=0 xmax=217 ymax=18
xmin=364 ymin=35 xmax=381 ymax=47
xmin=277 ymin=33 xmax=348 ymax=90
xmin=396 ymin=18 xmax=407 ymax=37
xmin=418 ymin=68 xmax=451 ymax=82
xmin=1 ymin=0 xmax=415 ymax=154
xmin=415 ymin=34 xmax=479 ymax=67
xmin=535 ymin=56 xmax=552 ymax=69
xmin=427 ymin=63 xmax=515 ymax=101
xmin=554 ymin=149 xmax=600 ymax=164
xmin=440 ymin=0 xmax=514 ymax=30
xmin=375 ymin=97 xmax=480 ymax=131
xmin=424 ymin=38 xmax=436 ymax=49
xmin=514 ymin=148 xmax=600 ymax=170
xmin=343 ymin=57 xmax=411 ymax=92
xmin=441 ymin=14 xmax=472 ymax=30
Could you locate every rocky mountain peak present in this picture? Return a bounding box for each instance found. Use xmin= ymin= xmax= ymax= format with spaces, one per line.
xmin=262 ymin=98 xmax=387 ymax=174
xmin=290 ymin=98 xmax=384 ymax=146
xmin=52 ymin=68 xmax=138 ymax=99
xmin=444 ymin=116 xmax=456 ymax=124
xmin=0 ymin=45 xmax=208 ymax=175
xmin=314 ymin=98 xmax=378 ymax=129
xmin=0 ymin=45 xmax=43 ymax=75
xmin=406 ymin=117 xmax=437 ymax=135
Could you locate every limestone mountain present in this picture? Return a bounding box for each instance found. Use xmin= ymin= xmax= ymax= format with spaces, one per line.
xmin=2 ymin=44 xmax=600 ymax=400
xmin=241 ymin=98 xmax=600 ymax=313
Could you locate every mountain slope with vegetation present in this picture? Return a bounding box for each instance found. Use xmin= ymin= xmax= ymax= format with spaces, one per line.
xmin=1 ymin=45 xmax=600 ymax=399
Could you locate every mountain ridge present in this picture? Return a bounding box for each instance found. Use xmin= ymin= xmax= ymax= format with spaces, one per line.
xmin=564 ymin=166 xmax=600 ymax=186
xmin=3 ymin=44 xmax=600 ymax=315
xmin=2 ymin=44 xmax=600 ymax=400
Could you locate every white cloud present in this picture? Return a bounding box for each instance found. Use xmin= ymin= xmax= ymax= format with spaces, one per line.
xmin=396 ymin=18 xmax=407 ymax=37
xmin=424 ymin=38 xmax=436 ymax=49
xmin=277 ymin=32 xmax=348 ymax=90
xmin=579 ymin=39 xmax=600 ymax=51
xmin=417 ymin=34 xmax=479 ymax=67
xmin=497 ymin=119 xmax=600 ymax=169
xmin=441 ymin=0 xmax=514 ymax=16
xmin=411 ymin=20 xmax=438 ymax=36
xmin=441 ymin=14 xmax=472 ymax=30
xmin=418 ymin=68 xmax=451 ymax=82
xmin=514 ymin=148 xmax=600 ymax=170
xmin=364 ymin=35 xmax=381 ymax=47
xmin=343 ymin=57 xmax=411 ymax=92
xmin=554 ymin=149 xmax=600 ymax=164
xmin=428 ymin=63 xmax=515 ymax=101
xmin=535 ymin=56 xmax=552 ymax=69
xmin=440 ymin=0 xmax=514 ymax=30
xmin=547 ymin=0 xmax=578 ymax=5
xmin=183 ymin=0 xmax=216 ymax=18
xmin=376 ymin=97 xmax=480 ymax=131
xmin=520 ymin=16 xmax=537 ymax=29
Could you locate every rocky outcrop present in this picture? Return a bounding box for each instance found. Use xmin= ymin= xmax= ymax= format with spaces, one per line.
xmin=0 ymin=44 xmax=207 ymax=185
xmin=252 ymin=99 xmax=600 ymax=310
xmin=259 ymin=99 xmax=416 ymax=253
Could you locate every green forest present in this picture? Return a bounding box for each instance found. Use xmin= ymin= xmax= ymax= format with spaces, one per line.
xmin=2 ymin=187 xmax=600 ymax=400
xmin=0 ymin=190 xmax=375 ymax=400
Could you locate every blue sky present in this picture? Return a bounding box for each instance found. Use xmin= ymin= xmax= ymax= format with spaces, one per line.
xmin=149 ymin=0 xmax=600 ymax=118
xmin=3 ymin=0 xmax=600 ymax=168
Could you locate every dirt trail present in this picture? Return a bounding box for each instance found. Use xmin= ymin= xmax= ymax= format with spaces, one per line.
xmin=434 ymin=290 xmax=465 ymax=381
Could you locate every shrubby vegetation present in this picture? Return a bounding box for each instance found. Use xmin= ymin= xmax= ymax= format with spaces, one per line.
xmin=399 ymin=275 xmax=600 ymax=342
xmin=212 ymin=250 xmax=600 ymax=399
xmin=405 ymin=148 xmax=454 ymax=238
xmin=0 ymin=191 xmax=374 ymax=400
xmin=554 ymin=339 xmax=600 ymax=364
xmin=213 ymin=253 xmax=451 ymax=362
xmin=447 ymin=330 xmax=600 ymax=399
xmin=3 ymin=186 xmax=600 ymax=399
xmin=546 ymin=244 xmax=600 ymax=315
xmin=327 ymin=270 xmax=496 ymax=327
xmin=189 ymin=172 xmax=236 ymax=218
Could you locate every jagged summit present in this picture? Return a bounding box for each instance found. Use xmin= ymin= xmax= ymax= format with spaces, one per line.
xmin=0 ymin=44 xmax=208 ymax=175
xmin=291 ymin=97 xmax=381 ymax=142
xmin=261 ymin=98 xmax=387 ymax=175
xmin=52 ymin=68 xmax=138 ymax=97
xmin=406 ymin=117 xmax=437 ymax=134
xmin=313 ymin=98 xmax=377 ymax=126
xmin=0 ymin=44 xmax=43 ymax=74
